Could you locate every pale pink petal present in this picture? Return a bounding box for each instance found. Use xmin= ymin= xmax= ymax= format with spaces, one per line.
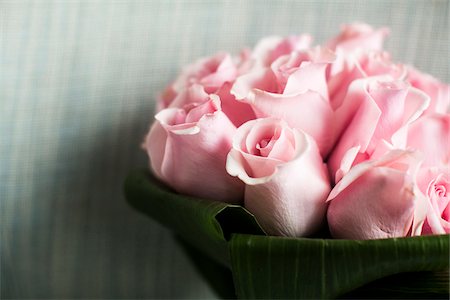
xmin=328 ymin=150 xmax=421 ymax=201
xmin=244 ymin=119 xmax=278 ymax=155
xmin=231 ymin=68 xmax=279 ymax=100
xmin=283 ymin=62 xmax=329 ymax=100
xmin=328 ymin=50 xmax=406 ymax=112
xmin=227 ymin=149 xmax=282 ymax=181
xmin=367 ymin=80 xmax=408 ymax=143
xmin=327 ymin=23 xmax=389 ymax=52
xmin=407 ymin=113 xmax=450 ymax=167
xmin=331 ymin=77 xmax=370 ymax=141
xmin=328 ymin=77 xmax=429 ymax=182
xmin=268 ymin=35 xmax=313 ymax=64
xmin=248 ymin=89 xmax=334 ymax=156
xmin=270 ymin=47 xmax=334 ymax=99
xmin=252 ymin=36 xmax=284 ymax=65
xmin=185 ymin=94 xmax=220 ymax=123
xmin=172 ymin=52 xmax=238 ymax=94
xmin=227 ymin=118 xmax=292 ymax=179
xmin=359 ymin=51 xmax=407 ymax=81
xmin=407 ymin=66 xmax=450 ymax=114
xmin=160 ymin=110 xmax=243 ymax=203
xmin=239 ymin=131 xmax=330 ymax=236
xmin=169 ymin=84 xmax=210 ymax=109
xmin=266 ymin=127 xmax=296 ymax=161
xmin=327 ymin=165 xmax=416 ymax=239
xmin=199 ymin=54 xmax=237 ymax=90
xmin=215 ymin=82 xmax=256 ymax=127
xmin=226 ymin=119 xmax=331 ymax=236
xmin=416 ymin=168 xmax=450 ymax=235
xmin=251 ymin=35 xmax=313 ymax=67
xmin=328 ymin=82 xmax=381 ymax=181
xmin=145 ymin=122 xmax=168 ymax=180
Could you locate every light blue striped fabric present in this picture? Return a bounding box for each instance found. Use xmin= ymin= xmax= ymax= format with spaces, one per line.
xmin=1 ymin=1 xmax=448 ymax=298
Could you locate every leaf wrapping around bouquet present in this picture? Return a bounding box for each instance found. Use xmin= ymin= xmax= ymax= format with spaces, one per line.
xmin=124 ymin=170 xmax=264 ymax=266
xmin=229 ymin=234 xmax=449 ymax=299
xmin=124 ymin=170 xmax=449 ymax=299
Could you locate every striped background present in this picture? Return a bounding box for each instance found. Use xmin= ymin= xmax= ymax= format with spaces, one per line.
xmin=1 ymin=0 xmax=449 ymax=298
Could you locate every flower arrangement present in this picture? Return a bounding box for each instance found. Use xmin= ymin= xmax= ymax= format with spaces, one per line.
xmin=126 ymin=23 xmax=449 ymax=298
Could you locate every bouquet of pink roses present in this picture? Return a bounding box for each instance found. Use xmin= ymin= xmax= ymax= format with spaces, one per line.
xmin=126 ymin=23 xmax=449 ymax=298
xmin=145 ymin=22 xmax=449 ymax=239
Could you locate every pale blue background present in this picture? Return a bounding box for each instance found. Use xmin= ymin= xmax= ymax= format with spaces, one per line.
xmin=1 ymin=0 xmax=449 ymax=298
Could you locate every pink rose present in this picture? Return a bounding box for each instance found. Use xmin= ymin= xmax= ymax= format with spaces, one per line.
xmin=328 ymin=50 xmax=406 ymax=110
xmin=326 ymin=22 xmax=389 ymax=53
xmin=164 ymin=83 xmax=210 ymax=109
xmin=417 ymin=168 xmax=450 ymax=235
xmin=326 ymin=23 xmax=392 ymax=110
xmin=407 ymin=114 xmax=450 ymax=235
xmin=407 ymin=113 xmax=450 ymax=167
xmin=164 ymin=83 xmax=256 ymax=128
xmin=327 ymin=150 xmax=422 ymax=239
xmin=244 ymin=34 xmax=313 ymax=69
xmin=226 ymin=118 xmax=330 ymax=237
xmin=407 ymin=66 xmax=450 ymax=114
xmin=144 ymin=94 xmax=244 ymax=203
xmin=157 ymin=52 xmax=238 ymax=110
xmin=328 ymin=78 xmax=430 ymax=183
xmin=231 ymin=47 xmax=335 ymax=156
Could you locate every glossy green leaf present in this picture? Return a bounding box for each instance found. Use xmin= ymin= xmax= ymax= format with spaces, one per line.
xmin=229 ymin=234 xmax=449 ymax=299
xmin=123 ymin=169 xmax=264 ymax=266
xmin=124 ymin=169 xmax=450 ymax=299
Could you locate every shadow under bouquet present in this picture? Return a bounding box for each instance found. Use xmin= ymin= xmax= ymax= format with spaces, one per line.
xmin=125 ymin=23 xmax=450 ymax=299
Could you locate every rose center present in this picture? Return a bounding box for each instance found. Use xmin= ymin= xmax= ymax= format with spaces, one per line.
xmin=434 ymin=184 xmax=447 ymax=198
xmin=256 ymin=137 xmax=276 ymax=157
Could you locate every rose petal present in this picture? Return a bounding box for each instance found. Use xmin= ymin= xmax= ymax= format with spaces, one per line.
xmin=407 ymin=66 xmax=450 ymax=114
xmin=326 ymin=23 xmax=389 ymax=52
xmin=328 ymin=77 xmax=430 ymax=182
xmin=251 ymin=35 xmax=313 ymax=67
xmin=231 ymin=68 xmax=278 ymax=100
xmin=169 ymin=84 xmax=210 ymax=109
xmin=416 ymin=168 xmax=450 ymax=235
xmin=327 ymin=165 xmax=416 ymax=240
xmin=160 ymin=110 xmax=243 ymax=203
xmin=145 ymin=122 xmax=168 ymax=180
xmin=215 ymin=82 xmax=256 ymax=127
xmin=238 ymin=130 xmax=330 ymax=236
xmin=248 ymin=89 xmax=334 ymax=156
xmin=407 ymin=113 xmax=450 ymax=167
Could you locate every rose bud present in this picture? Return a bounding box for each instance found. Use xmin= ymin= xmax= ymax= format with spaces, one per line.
xmin=144 ymin=94 xmax=244 ymax=203
xmin=416 ymin=168 xmax=450 ymax=235
xmin=226 ymin=118 xmax=331 ymax=237
xmin=231 ymin=47 xmax=336 ymax=156
xmin=327 ymin=150 xmax=422 ymax=240
xmin=406 ymin=113 xmax=450 ymax=235
xmin=157 ymin=52 xmax=238 ymax=111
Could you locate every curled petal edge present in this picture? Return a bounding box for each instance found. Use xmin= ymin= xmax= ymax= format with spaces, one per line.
xmin=226 ymin=128 xmax=311 ymax=185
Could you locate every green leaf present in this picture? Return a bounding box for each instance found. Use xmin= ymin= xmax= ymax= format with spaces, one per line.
xmin=124 ymin=169 xmax=450 ymax=299
xmin=229 ymin=234 xmax=449 ymax=299
xmin=123 ymin=169 xmax=264 ymax=266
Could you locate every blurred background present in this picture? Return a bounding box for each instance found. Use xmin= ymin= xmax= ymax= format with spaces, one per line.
xmin=1 ymin=0 xmax=448 ymax=298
